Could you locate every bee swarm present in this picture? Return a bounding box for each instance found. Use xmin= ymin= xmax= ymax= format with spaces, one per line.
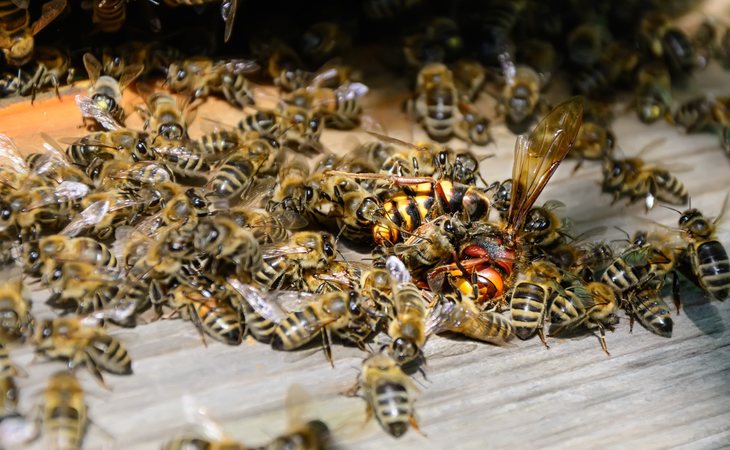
xmin=0 ymin=1 xmax=728 ymax=449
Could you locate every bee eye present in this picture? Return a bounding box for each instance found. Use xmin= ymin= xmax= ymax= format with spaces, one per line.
xmin=42 ymin=325 xmax=52 ymax=338
xmin=1 ymin=209 xmax=10 ymax=220
xmin=29 ymin=250 xmax=39 ymax=263
xmin=309 ymin=118 xmax=320 ymax=129
xmin=304 ymin=187 xmax=314 ymax=202
xmin=444 ymin=220 xmax=454 ymax=233
xmin=51 ymin=268 xmax=63 ymax=281
xmin=136 ymin=141 xmax=147 ymax=155
xmin=612 ymin=165 xmax=622 ymax=177
xmin=323 ymin=242 xmax=334 ymax=258
xmin=177 ymin=69 xmax=186 ymax=81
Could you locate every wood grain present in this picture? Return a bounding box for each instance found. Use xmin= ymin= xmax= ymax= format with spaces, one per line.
xmin=1 ymin=53 xmax=730 ymax=450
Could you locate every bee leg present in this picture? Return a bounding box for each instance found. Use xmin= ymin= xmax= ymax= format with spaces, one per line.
xmin=671 ymin=271 xmax=681 ymax=315
xmin=341 ymin=378 xmax=360 ymax=398
xmin=536 ymin=326 xmax=550 ymax=349
xmin=83 ymin=355 xmax=111 ymax=391
xmin=322 ymin=328 xmax=334 ymax=368
xmin=596 ymin=323 xmax=610 ymax=356
xmin=572 ymin=157 xmax=585 ymax=174
xmin=410 ymin=416 xmax=426 ymax=436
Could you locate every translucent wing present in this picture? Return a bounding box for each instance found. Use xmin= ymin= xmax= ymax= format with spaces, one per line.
xmin=385 ymin=255 xmax=411 ymax=284
xmin=181 ymin=395 xmax=228 ymax=441
xmin=334 ymin=82 xmax=368 ymax=101
xmin=217 ymin=59 xmax=259 ymax=75
xmin=117 ymin=64 xmax=145 ymax=91
xmin=82 ymin=52 xmax=102 ymax=84
xmin=75 ymin=95 xmax=123 ymax=131
xmin=262 ymin=244 xmax=313 ymax=259
xmin=507 ymin=97 xmax=583 ymax=234
xmin=227 ymin=279 xmax=313 ymax=322
xmin=364 ymin=131 xmax=429 ymax=152
xmin=221 ymin=0 xmax=238 ymax=43
xmin=60 ymin=200 xmax=109 ymax=236
xmin=30 ymin=0 xmax=66 ymax=35
xmin=0 ymin=134 xmax=28 ymax=175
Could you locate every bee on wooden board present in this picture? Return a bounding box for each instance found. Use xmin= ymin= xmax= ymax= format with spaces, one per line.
xmin=0 ymin=0 xmax=66 ymax=67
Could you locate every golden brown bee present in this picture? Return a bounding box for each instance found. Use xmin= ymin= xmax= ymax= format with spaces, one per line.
xmin=634 ymin=62 xmax=672 ymax=124
xmin=677 ymin=204 xmax=730 ymax=302
xmin=426 ymin=293 xmax=513 ymax=345
xmin=141 ymin=92 xmax=189 ymax=140
xmin=16 ymin=45 xmax=74 ymax=102
xmin=0 ymin=344 xmax=20 ymax=418
xmin=41 ymin=260 xmax=119 ymax=315
xmin=207 ymin=137 xmax=280 ymax=201
xmin=521 ymin=200 xmax=572 ymax=251
xmin=0 ymin=280 xmax=31 ymax=344
xmin=167 ymin=279 xmax=244 ymax=346
xmin=32 ymin=317 xmax=133 ymax=386
xmin=75 ymin=52 xmax=143 ymax=131
xmin=510 ymin=260 xmax=562 ymax=346
xmin=623 ymin=285 xmax=673 ymax=338
xmin=455 ymin=101 xmax=493 ymax=146
xmin=284 ymin=82 xmax=369 ymax=130
xmin=638 ymin=12 xmax=696 ymax=79
xmin=167 ymin=56 xmax=259 ymax=107
xmin=0 ymin=0 xmax=66 ymax=67
xmin=253 ymin=231 xmax=336 ymax=291
xmin=386 ymin=271 xmax=427 ymax=366
xmin=393 ymin=214 xmax=466 ymax=279
xmin=601 ymin=155 xmax=688 ymax=211
xmin=499 ymin=54 xmax=546 ymax=134
xmin=272 ymin=290 xmax=373 ymax=364
xmin=548 ymin=281 xmax=618 ymax=355
xmin=408 ymin=63 xmax=458 ymax=142
xmin=64 ymin=129 xmax=152 ymax=168
xmin=348 ymin=349 xmax=420 ymax=438
xmin=453 ymin=58 xmax=486 ymax=102
xmin=62 ymin=188 xmax=148 ymax=240
xmin=41 ymin=371 xmax=88 ymax=450
xmin=192 ymin=216 xmax=262 ymax=276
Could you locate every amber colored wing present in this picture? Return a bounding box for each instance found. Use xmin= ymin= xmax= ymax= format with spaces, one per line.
xmin=507 ymin=97 xmax=583 ymax=235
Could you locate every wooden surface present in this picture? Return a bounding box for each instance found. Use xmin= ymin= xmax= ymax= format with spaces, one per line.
xmin=1 ymin=56 xmax=730 ymax=450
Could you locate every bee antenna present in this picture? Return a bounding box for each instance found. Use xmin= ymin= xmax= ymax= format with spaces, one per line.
xmin=336 ymin=248 xmax=349 ymax=263
xmin=612 ymin=226 xmax=631 ymax=243
xmin=660 ymin=204 xmax=682 ymax=214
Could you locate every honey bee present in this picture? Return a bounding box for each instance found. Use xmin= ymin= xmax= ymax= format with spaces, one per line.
xmin=0 ymin=280 xmax=31 ymax=344
xmin=393 ymin=214 xmax=466 ymax=280
xmin=601 ymin=155 xmax=688 ymax=211
xmin=677 ymin=203 xmax=730 ymax=302
xmin=428 ymin=98 xmax=584 ymax=305
xmin=41 ymin=371 xmax=88 ymax=450
xmin=166 ymin=56 xmax=259 ymax=107
xmin=64 ymin=129 xmax=152 ymax=168
xmin=498 ymin=53 xmax=547 ymax=134
xmin=0 ymin=344 xmax=20 ymax=418
xmin=634 ymin=62 xmax=672 ymax=124
xmin=18 ymin=45 xmax=74 ymax=102
xmin=258 ymin=40 xmax=309 ymax=92
xmin=90 ymin=0 xmax=126 ymax=33
xmin=486 ymin=178 xmax=512 ymax=219
xmin=453 ymin=59 xmax=486 ymax=102
xmin=238 ymin=109 xmax=283 ymax=137
xmin=192 ymin=216 xmax=262 ymax=277
xmin=521 ymin=200 xmax=572 ymax=252
xmin=547 ymin=241 xmax=615 ymax=278
xmin=166 ymin=278 xmax=244 ymax=346
xmin=638 ymin=12 xmax=696 ymax=80
xmin=600 ymin=239 xmax=675 ymax=298
xmin=568 ymin=100 xmax=615 ymax=171
xmin=510 ymin=260 xmax=562 ymax=346
xmin=75 ymin=52 xmax=143 ymax=131
xmin=623 ymin=285 xmax=673 ymax=338
xmin=426 ymin=293 xmax=513 ymax=344
xmin=284 ymin=82 xmax=369 ymax=130
xmin=272 ymin=290 xmax=373 ymax=363
xmin=0 ymin=0 xmax=67 ymax=67
xmin=408 ymin=63 xmax=458 ymax=142
xmin=207 ymin=137 xmax=280 ymax=201
xmin=41 ymin=260 xmax=119 ymax=315
xmin=385 ymin=261 xmax=427 ymax=366
xmin=60 ymin=187 xmax=148 ymax=240
xmin=253 ymin=231 xmax=336 ymax=291
xmin=566 ymin=22 xmax=611 ymax=68
xmin=32 ymin=317 xmax=133 ymax=386
xmin=300 ymin=21 xmax=351 ymax=64
xmin=141 ymin=91 xmax=190 ymax=140
xmin=162 ymin=0 xmax=239 ymax=42
xmin=548 ymin=281 xmax=618 ymax=355
xmin=348 ymin=349 xmax=420 ymax=438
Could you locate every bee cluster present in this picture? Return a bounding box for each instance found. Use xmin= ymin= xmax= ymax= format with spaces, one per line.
xmin=0 ymin=0 xmax=729 ymax=448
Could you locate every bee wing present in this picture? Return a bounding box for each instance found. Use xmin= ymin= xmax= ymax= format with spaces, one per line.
xmin=60 ymin=200 xmax=109 ymax=236
xmin=117 ymin=64 xmax=145 ymax=91
xmin=217 ymin=59 xmax=260 ymax=75
xmin=226 ymin=279 xmax=309 ymax=322
xmin=10 ymin=0 xmax=29 ymax=8
xmin=507 ymin=97 xmax=583 ymax=234
xmin=334 ymin=82 xmax=369 ymax=101
xmin=0 ymin=133 xmax=28 ymax=175
xmin=30 ymin=0 xmax=66 ymax=36
xmin=82 ymin=53 xmax=102 ymax=84
xmin=221 ymin=0 xmax=239 ymax=43
xmin=425 ymin=297 xmax=457 ymax=336
xmin=271 ymin=209 xmax=309 ymax=230
xmin=75 ymin=95 xmax=123 ymax=131
xmin=26 ymin=181 xmax=90 ymax=211
xmin=385 ymin=255 xmax=411 ymax=284
xmin=541 ymin=199 xmax=566 ymax=211
xmin=309 ymin=67 xmax=340 ymax=87
xmin=498 ymin=52 xmax=516 ymax=86
xmin=261 ymin=244 xmax=312 ymax=259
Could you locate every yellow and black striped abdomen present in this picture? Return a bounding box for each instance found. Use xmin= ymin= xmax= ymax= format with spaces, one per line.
xmin=86 ymin=334 xmax=133 ymax=375
xmin=238 ymin=300 xmax=278 ymax=343
xmin=601 ymin=258 xmax=650 ymax=293
xmin=372 ymin=381 xmax=413 ymax=438
xmin=92 ymin=0 xmax=126 ymax=33
xmin=510 ymin=282 xmax=548 ymax=340
xmin=194 ymin=300 xmax=243 ymax=345
xmin=271 ymin=306 xmax=323 ymax=350
xmin=629 ymin=289 xmax=673 ymax=338
xmin=693 ymin=240 xmax=730 ymax=301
